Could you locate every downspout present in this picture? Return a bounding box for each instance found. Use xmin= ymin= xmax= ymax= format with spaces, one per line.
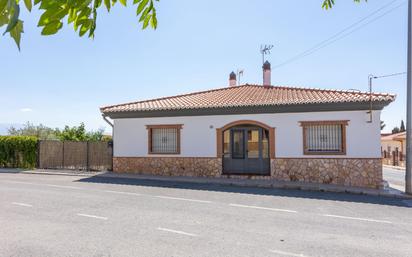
xmin=102 ymin=114 xmax=114 ymax=171
xmin=102 ymin=114 xmax=114 ymax=128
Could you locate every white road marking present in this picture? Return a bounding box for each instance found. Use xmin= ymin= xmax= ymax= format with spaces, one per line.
xmin=77 ymin=213 xmax=108 ymax=220
xmin=104 ymin=190 xmax=141 ymax=196
xmin=44 ymin=184 xmax=81 ymax=189
xmin=269 ymin=249 xmax=307 ymax=257
xmin=4 ymin=180 xmax=81 ymax=190
xmin=322 ymin=214 xmax=392 ymax=224
xmin=154 ymin=195 xmax=211 ymax=204
xmin=229 ymin=203 xmax=298 ymax=213
xmin=157 ymin=227 xmax=198 ymax=237
xmin=12 ymin=202 xmax=33 ymax=207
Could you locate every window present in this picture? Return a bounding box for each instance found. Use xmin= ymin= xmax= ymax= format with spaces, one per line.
xmin=300 ymin=121 xmax=348 ymax=155
xmin=146 ymin=125 xmax=182 ymax=154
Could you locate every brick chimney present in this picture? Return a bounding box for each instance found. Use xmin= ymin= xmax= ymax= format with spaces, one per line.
xmin=229 ymin=71 xmax=236 ymax=87
xmin=263 ymin=61 xmax=271 ymax=87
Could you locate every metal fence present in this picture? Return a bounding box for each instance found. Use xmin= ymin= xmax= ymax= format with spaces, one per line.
xmin=382 ymin=149 xmax=405 ymax=167
xmin=38 ymin=140 xmax=113 ymax=171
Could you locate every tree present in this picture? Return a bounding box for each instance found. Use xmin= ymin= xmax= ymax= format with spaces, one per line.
xmin=55 ymin=122 xmax=106 ymax=141
xmin=380 ymin=121 xmax=386 ymax=131
xmin=392 ymin=126 xmax=400 ymax=134
xmin=400 ymin=120 xmax=406 ymax=132
xmin=8 ymin=121 xmax=58 ymax=140
xmin=1 ymin=0 xmax=365 ymax=50
xmin=0 ymin=0 xmax=158 ymax=50
xmin=8 ymin=121 xmax=109 ymax=141
xmin=322 ymin=0 xmax=366 ymax=10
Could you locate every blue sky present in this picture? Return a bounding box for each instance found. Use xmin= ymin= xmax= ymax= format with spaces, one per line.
xmin=0 ymin=0 xmax=408 ymax=134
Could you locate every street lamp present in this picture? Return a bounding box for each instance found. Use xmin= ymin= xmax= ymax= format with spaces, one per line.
xmin=406 ymin=0 xmax=412 ymax=194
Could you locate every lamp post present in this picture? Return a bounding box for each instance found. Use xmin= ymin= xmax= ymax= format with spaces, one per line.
xmin=406 ymin=0 xmax=412 ymax=194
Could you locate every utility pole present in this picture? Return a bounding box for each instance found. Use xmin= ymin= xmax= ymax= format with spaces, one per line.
xmin=406 ymin=0 xmax=412 ymax=194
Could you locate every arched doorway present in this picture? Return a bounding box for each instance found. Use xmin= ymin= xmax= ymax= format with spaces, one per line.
xmin=217 ymin=121 xmax=274 ymax=175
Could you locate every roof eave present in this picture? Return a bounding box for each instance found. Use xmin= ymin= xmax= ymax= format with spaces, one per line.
xmin=101 ymin=101 xmax=393 ymax=119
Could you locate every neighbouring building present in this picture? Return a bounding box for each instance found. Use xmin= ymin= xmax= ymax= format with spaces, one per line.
xmin=381 ymin=132 xmax=406 ymax=167
xmin=101 ymin=62 xmax=396 ymax=189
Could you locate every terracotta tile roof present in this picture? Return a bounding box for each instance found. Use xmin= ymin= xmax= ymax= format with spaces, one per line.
xmin=100 ymin=84 xmax=396 ymax=114
xmin=381 ymin=132 xmax=406 ymax=141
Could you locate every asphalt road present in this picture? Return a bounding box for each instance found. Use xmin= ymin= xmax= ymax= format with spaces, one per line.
xmin=383 ymin=166 xmax=406 ymax=191
xmin=0 ymin=173 xmax=411 ymax=257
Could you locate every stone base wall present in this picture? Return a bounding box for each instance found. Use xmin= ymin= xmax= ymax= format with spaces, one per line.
xmin=272 ymin=158 xmax=382 ymax=189
xmin=113 ymin=157 xmax=382 ymax=189
xmin=113 ymin=157 xmax=222 ymax=177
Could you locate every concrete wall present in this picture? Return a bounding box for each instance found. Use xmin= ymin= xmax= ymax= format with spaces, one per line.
xmin=113 ymin=110 xmax=381 ymax=158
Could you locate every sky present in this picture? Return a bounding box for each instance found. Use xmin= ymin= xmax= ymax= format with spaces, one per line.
xmin=0 ymin=0 xmax=408 ymax=134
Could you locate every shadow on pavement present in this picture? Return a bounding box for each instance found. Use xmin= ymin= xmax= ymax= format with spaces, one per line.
xmin=76 ymin=174 xmax=412 ymax=208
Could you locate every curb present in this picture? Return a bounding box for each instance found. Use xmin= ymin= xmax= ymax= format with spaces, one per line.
xmin=20 ymin=170 xmax=104 ymax=177
xmin=98 ymin=172 xmax=412 ymax=199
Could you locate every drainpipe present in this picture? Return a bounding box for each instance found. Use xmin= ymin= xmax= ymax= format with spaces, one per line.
xmin=102 ymin=114 xmax=114 ymax=171
xmin=102 ymin=114 xmax=113 ymax=128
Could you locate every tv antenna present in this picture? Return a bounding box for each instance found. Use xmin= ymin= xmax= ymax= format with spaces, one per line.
xmin=237 ymin=69 xmax=244 ymax=85
xmin=260 ymin=44 xmax=274 ymax=65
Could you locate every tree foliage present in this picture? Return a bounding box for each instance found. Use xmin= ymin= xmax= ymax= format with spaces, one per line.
xmin=7 ymin=121 xmax=110 ymax=141
xmin=392 ymin=126 xmax=400 ymax=134
xmin=8 ymin=121 xmax=58 ymax=140
xmin=55 ymin=122 xmax=107 ymax=141
xmin=380 ymin=121 xmax=386 ymax=131
xmin=1 ymin=0 xmax=367 ymax=50
xmin=0 ymin=0 xmax=158 ymax=49
xmin=400 ymin=120 xmax=406 ymax=132
xmin=322 ymin=0 xmax=366 ymax=10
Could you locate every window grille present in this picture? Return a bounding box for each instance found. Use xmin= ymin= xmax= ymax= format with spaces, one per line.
xmin=301 ymin=121 xmax=347 ymax=155
xmin=147 ymin=125 xmax=182 ymax=154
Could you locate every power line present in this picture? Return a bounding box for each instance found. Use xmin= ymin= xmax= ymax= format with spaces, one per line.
xmin=273 ymin=0 xmax=405 ymax=69
xmin=373 ymin=71 xmax=407 ymax=79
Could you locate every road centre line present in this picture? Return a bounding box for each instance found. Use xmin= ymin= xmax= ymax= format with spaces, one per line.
xmin=77 ymin=213 xmax=108 ymax=220
xmin=157 ymin=227 xmax=198 ymax=237
xmin=12 ymin=202 xmax=33 ymax=207
xmin=44 ymin=184 xmax=81 ymax=189
xmin=229 ymin=203 xmax=298 ymax=213
xmin=103 ymin=190 xmax=142 ymax=196
xmin=269 ymin=249 xmax=307 ymax=257
xmin=154 ymin=195 xmax=212 ymax=204
xmin=322 ymin=214 xmax=392 ymax=224
xmin=4 ymin=180 xmax=81 ymax=190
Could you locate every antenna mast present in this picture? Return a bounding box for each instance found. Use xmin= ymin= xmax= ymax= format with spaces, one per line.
xmin=260 ymin=44 xmax=274 ymax=84
xmin=260 ymin=44 xmax=274 ymax=65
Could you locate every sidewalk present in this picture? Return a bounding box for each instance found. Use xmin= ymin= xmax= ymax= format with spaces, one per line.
xmin=3 ymin=168 xmax=411 ymax=199
xmin=383 ymin=164 xmax=405 ymax=171
xmin=0 ymin=168 xmax=103 ymax=176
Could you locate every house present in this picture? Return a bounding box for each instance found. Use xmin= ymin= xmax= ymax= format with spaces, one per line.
xmin=101 ymin=62 xmax=395 ymax=189
xmin=381 ymin=132 xmax=406 ymax=154
xmin=381 ymin=132 xmax=406 ymax=167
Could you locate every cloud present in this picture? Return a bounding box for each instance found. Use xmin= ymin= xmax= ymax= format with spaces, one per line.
xmin=20 ymin=108 xmax=33 ymax=112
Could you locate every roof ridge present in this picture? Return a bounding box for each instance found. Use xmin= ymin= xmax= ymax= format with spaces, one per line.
xmin=245 ymin=83 xmax=396 ymax=97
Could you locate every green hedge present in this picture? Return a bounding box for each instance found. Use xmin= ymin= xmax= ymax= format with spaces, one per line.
xmin=0 ymin=136 xmax=38 ymax=168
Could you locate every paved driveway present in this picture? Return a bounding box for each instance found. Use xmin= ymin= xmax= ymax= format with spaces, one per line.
xmin=1 ymin=172 xmax=412 ymax=257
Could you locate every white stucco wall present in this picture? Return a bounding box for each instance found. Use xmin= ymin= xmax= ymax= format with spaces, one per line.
xmin=113 ymin=110 xmax=382 ymax=158
xmin=381 ymin=140 xmax=404 ymax=153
